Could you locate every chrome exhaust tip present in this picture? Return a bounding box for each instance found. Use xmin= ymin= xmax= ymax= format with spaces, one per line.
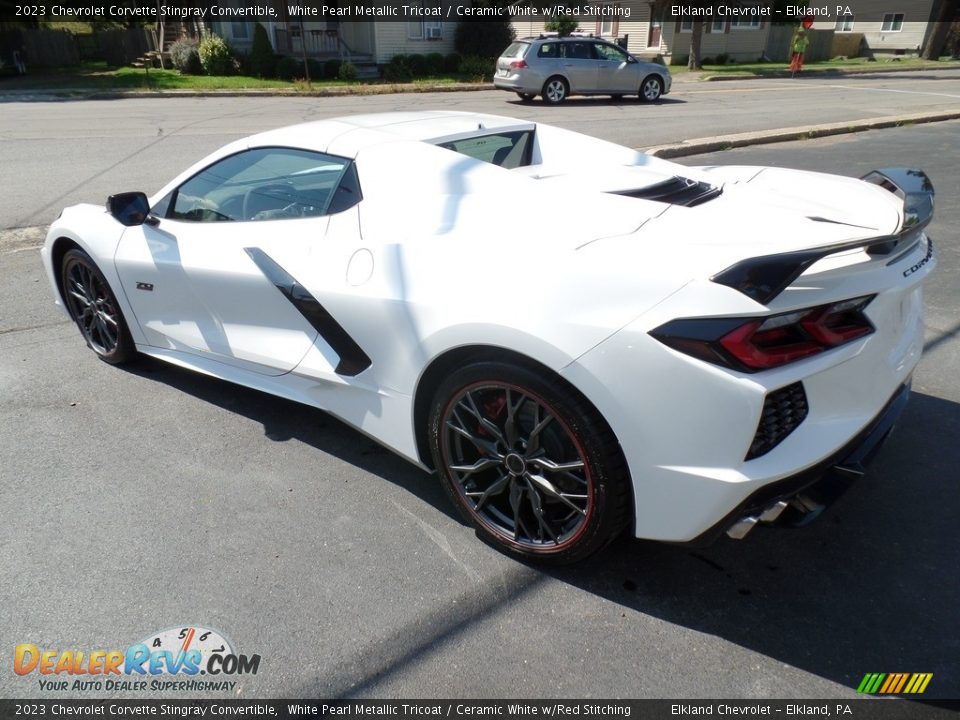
xmin=725 ymin=500 xmax=789 ymax=539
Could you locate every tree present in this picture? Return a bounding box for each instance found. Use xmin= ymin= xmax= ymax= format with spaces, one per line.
xmin=921 ymin=0 xmax=958 ymax=60
xmin=688 ymin=20 xmax=704 ymax=70
xmin=249 ymin=22 xmax=276 ymax=78
xmin=544 ymin=2 xmax=582 ymax=36
xmin=454 ymin=2 xmax=515 ymax=60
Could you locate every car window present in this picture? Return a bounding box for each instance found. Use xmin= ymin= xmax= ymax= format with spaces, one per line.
xmin=594 ymin=43 xmax=629 ymax=62
xmin=562 ymin=42 xmax=595 ymax=60
xmin=502 ymin=42 xmax=530 ymax=59
xmin=167 ymin=147 xmax=355 ymax=223
xmin=438 ymin=131 xmax=533 ymax=169
xmin=537 ymin=42 xmax=559 ymax=58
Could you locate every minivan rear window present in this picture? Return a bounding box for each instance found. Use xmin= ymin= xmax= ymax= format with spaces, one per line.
xmin=502 ymin=42 xmax=529 ymax=58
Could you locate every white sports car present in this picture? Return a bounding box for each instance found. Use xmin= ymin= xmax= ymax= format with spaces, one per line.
xmin=42 ymin=112 xmax=936 ymax=563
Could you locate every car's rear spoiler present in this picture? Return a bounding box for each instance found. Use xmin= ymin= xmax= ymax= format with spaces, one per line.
xmin=710 ymin=168 xmax=934 ymax=305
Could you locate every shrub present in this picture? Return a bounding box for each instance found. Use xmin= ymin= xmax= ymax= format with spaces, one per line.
xmin=700 ymin=56 xmax=715 ymax=65
xmin=198 ymin=33 xmax=234 ymax=76
xmin=338 ymin=61 xmax=358 ymax=81
xmin=384 ymin=54 xmax=412 ymax=82
xmin=425 ymin=52 xmax=445 ymax=76
xmin=249 ymin=23 xmax=276 ymax=78
xmin=443 ymin=52 xmax=462 ymax=73
xmin=458 ymin=55 xmax=492 ymax=81
xmin=715 ymin=53 xmax=729 ymax=65
xmin=323 ymin=58 xmax=342 ymax=79
xmin=169 ymin=38 xmax=201 ymax=75
xmin=407 ymin=53 xmax=428 ymax=77
xmin=275 ymin=55 xmax=303 ymax=80
xmin=306 ymin=58 xmax=324 ymax=79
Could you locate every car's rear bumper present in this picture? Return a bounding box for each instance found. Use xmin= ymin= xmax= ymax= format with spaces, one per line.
xmin=690 ymin=378 xmax=912 ymax=544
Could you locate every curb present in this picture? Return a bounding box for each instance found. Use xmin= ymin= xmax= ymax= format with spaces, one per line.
xmin=700 ymin=63 xmax=960 ymax=82
xmin=644 ymin=110 xmax=960 ymax=158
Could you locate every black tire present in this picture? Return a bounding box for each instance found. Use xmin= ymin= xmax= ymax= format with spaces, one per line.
xmin=541 ymin=76 xmax=569 ymax=105
xmin=516 ymin=92 xmax=535 ymax=102
xmin=639 ymin=74 xmax=664 ymax=102
xmin=61 ymin=248 xmax=136 ymax=365
xmin=428 ymin=360 xmax=631 ymax=564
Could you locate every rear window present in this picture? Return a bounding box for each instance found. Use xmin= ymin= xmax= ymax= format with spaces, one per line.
xmin=501 ymin=42 xmax=529 ymax=59
xmin=438 ymin=131 xmax=534 ymax=170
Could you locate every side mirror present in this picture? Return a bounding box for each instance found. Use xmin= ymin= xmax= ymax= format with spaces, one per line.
xmin=626 ymin=55 xmax=638 ymax=64
xmin=106 ymin=192 xmax=158 ymax=227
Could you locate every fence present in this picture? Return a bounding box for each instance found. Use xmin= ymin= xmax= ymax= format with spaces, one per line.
xmin=0 ymin=28 xmax=80 ymax=69
xmin=96 ymin=27 xmax=158 ymax=67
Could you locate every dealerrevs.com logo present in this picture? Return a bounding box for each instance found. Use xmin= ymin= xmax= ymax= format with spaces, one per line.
xmin=14 ymin=626 xmax=261 ymax=692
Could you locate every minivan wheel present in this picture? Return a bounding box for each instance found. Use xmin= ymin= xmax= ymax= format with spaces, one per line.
xmin=640 ymin=75 xmax=664 ymax=102
xmin=542 ymin=76 xmax=569 ymax=105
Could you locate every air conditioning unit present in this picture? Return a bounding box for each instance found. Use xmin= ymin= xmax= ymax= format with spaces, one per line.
xmin=426 ymin=26 xmax=442 ymax=40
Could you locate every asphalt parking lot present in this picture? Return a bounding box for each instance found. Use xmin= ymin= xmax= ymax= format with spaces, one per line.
xmin=1 ymin=114 xmax=957 ymax=699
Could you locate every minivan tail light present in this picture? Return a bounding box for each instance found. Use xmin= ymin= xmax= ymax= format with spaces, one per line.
xmin=650 ymin=296 xmax=876 ymax=372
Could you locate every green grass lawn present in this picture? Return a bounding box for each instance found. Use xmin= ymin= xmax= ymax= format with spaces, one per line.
xmin=0 ymin=61 xmax=476 ymax=93
xmin=691 ymin=56 xmax=960 ymax=76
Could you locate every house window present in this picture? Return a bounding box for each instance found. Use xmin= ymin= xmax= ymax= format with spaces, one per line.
xmin=600 ymin=4 xmax=618 ymax=36
xmin=679 ymin=20 xmax=693 ymax=33
xmin=711 ymin=20 xmax=726 ymax=33
xmin=230 ymin=23 xmax=249 ymax=40
xmin=407 ymin=0 xmax=442 ymax=39
xmin=835 ymin=17 xmax=855 ymax=32
xmin=730 ymin=19 xmax=761 ymax=30
xmin=881 ymin=13 xmax=904 ymax=32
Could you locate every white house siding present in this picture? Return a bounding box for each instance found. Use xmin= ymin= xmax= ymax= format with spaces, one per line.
xmin=664 ymin=21 xmax=770 ymax=63
xmin=372 ymin=22 xmax=458 ymax=64
xmin=812 ymin=0 xmax=935 ymax=55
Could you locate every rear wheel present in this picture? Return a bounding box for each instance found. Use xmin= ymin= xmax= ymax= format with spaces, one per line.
xmin=542 ymin=76 xmax=569 ymax=105
xmin=428 ymin=360 xmax=631 ymax=563
xmin=61 ymin=248 xmax=135 ymax=365
xmin=639 ymin=75 xmax=664 ymax=102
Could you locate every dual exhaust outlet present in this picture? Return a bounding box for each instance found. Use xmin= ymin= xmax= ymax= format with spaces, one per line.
xmin=725 ymin=494 xmax=826 ymax=540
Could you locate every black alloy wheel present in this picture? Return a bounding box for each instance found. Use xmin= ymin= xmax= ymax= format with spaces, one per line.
xmin=429 ymin=361 xmax=630 ymax=563
xmin=61 ymin=249 xmax=135 ymax=364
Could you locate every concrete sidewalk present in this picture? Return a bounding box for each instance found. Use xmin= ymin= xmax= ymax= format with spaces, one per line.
xmin=645 ymin=109 xmax=960 ymax=158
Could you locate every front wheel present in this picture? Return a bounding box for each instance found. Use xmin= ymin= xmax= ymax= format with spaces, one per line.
xmin=542 ymin=76 xmax=569 ymax=105
xmin=639 ymin=75 xmax=664 ymax=102
xmin=428 ymin=361 xmax=631 ymax=563
xmin=61 ymin=248 xmax=136 ymax=364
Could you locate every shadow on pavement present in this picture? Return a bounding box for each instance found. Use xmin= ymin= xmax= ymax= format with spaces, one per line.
xmin=125 ymin=352 xmax=960 ymax=698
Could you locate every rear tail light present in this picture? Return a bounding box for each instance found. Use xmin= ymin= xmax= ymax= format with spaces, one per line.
xmin=651 ymin=295 xmax=875 ymax=372
xmin=509 ymin=60 xmax=528 ymax=69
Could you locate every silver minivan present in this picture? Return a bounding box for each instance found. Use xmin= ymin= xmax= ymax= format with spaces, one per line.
xmin=494 ymin=35 xmax=672 ymax=105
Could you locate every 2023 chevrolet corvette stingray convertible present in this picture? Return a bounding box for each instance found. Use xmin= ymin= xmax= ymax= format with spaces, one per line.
xmin=42 ymin=112 xmax=936 ymax=563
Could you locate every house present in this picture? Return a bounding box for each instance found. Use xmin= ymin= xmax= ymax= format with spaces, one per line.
xmin=510 ymin=2 xmax=772 ymax=65
xmin=810 ymin=0 xmax=940 ymax=57
xmin=211 ymin=0 xmax=459 ymax=67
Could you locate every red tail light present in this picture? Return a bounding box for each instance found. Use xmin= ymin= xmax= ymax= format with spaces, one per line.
xmin=509 ymin=60 xmax=528 ymax=69
xmin=651 ymin=296 xmax=875 ymax=372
